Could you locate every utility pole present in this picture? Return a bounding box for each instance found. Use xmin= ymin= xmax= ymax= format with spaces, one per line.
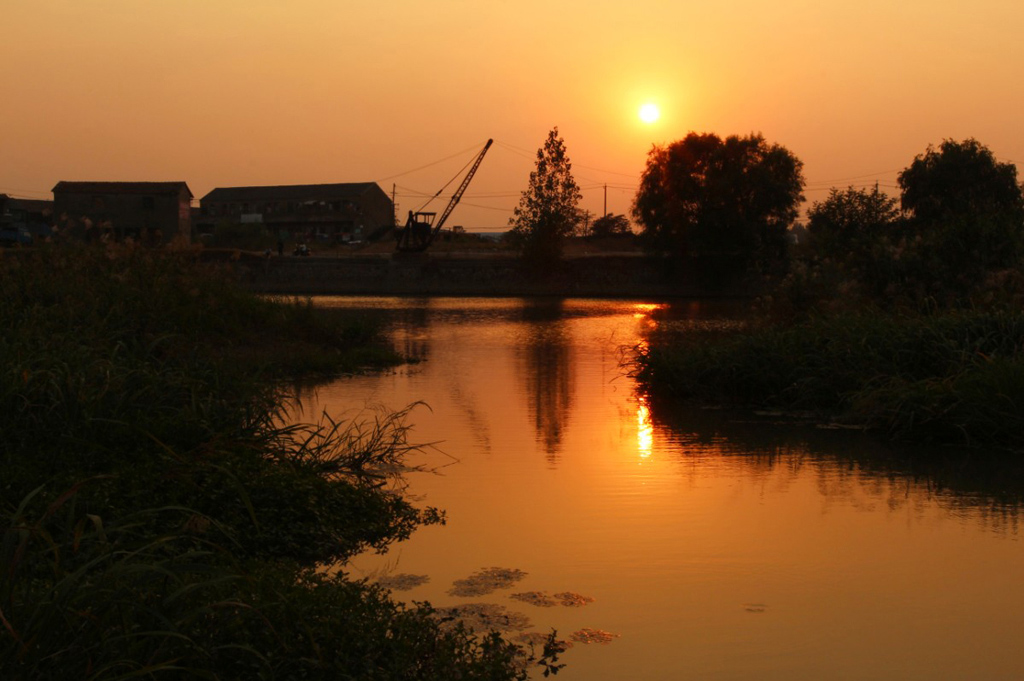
xmin=603 ymin=184 xmax=607 ymax=217
xmin=392 ymin=183 xmax=398 ymax=225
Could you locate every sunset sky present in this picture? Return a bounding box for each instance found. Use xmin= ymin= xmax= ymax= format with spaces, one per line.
xmin=3 ymin=0 xmax=1022 ymax=231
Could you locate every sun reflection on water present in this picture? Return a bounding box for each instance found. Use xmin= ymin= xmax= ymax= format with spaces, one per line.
xmin=304 ymin=297 xmax=1024 ymax=681
xmin=637 ymin=396 xmax=653 ymax=460
xmin=632 ymin=302 xmax=665 ymax=320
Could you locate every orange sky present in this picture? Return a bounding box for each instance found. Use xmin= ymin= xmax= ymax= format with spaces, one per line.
xmin=3 ymin=0 xmax=1023 ymax=231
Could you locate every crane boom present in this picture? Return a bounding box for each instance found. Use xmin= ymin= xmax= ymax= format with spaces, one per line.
xmin=430 ymin=138 xmax=492 ymax=238
xmin=396 ymin=139 xmax=492 ymax=252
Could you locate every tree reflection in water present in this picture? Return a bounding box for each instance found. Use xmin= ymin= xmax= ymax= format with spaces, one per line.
xmin=518 ymin=300 xmax=576 ymax=463
xmin=391 ymin=297 xmax=432 ymax=361
xmin=645 ymin=397 xmax=1024 ymax=533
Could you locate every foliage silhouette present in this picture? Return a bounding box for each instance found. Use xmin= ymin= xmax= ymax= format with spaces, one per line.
xmin=508 ymin=128 xmax=583 ymax=268
xmin=774 ymin=138 xmax=1024 ymax=314
xmin=899 ymin=138 xmax=1024 ymax=225
xmin=898 ymin=138 xmax=1024 ymax=281
xmin=632 ymin=132 xmax=804 ymax=284
xmin=807 ymin=185 xmax=901 ymax=263
xmin=590 ymin=213 xmax=631 ymax=238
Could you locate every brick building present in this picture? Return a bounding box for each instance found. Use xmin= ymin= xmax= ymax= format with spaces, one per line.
xmin=52 ymin=181 xmax=193 ymax=244
xmin=198 ymin=182 xmax=394 ymax=243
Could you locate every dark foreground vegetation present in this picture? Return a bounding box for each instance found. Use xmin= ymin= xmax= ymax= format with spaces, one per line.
xmin=634 ymin=137 xmax=1024 ymax=450
xmin=636 ymin=308 xmax=1024 ymax=448
xmin=0 ymin=244 xmax=553 ymax=679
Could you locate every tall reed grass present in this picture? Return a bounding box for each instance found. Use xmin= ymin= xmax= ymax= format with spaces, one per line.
xmin=1 ymin=243 xmax=541 ymax=679
xmin=2 ymin=484 xmax=529 ymax=680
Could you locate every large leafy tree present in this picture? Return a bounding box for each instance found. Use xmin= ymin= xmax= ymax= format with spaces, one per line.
xmin=897 ymin=138 xmax=1024 ymax=274
xmin=632 ymin=132 xmax=805 ymax=276
xmin=509 ymin=128 xmax=583 ymax=267
xmin=899 ymin=138 xmax=1023 ymax=224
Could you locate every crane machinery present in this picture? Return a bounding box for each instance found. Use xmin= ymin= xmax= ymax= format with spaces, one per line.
xmin=395 ymin=138 xmax=492 ymax=252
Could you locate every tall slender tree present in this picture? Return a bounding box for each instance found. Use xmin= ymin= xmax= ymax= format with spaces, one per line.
xmin=508 ymin=128 xmax=583 ymax=267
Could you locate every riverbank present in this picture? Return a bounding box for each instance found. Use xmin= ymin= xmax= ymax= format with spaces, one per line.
xmin=633 ymin=307 xmax=1024 ymax=450
xmin=0 ymin=244 xmax=544 ymax=679
xmin=214 ymin=250 xmax=760 ymax=298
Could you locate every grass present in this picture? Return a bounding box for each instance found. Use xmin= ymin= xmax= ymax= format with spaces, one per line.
xmin=3 ymin=489 xmax=529 ymax=680
xmin=634 ymin=307 xmax=1024 ymax=449
xmin=0 ymin=242 xmax=550 ymax=680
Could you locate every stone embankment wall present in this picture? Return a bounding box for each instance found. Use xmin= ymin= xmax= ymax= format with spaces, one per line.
xmin=222 ymin=253 xmax=756 ymax=299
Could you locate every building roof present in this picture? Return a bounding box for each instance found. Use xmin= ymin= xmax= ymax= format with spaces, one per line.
xmin=3 ymin=197 xmax=53 ymax=212
xmin=52 ymin=181 xmax=192 ymax=197
xmin=200 ymin=182 xmax=385 ymax=204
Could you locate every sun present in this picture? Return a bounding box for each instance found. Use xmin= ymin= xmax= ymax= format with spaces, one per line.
xmin=638 ymin=102 xmax=660 ymax=124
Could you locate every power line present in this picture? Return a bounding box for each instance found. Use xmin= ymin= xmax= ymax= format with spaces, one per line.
xmin=491 ymin=140 xmax=538 ymax=161
xmin=460 ymin=201 xmax=515 ymax=213
xmin=806 ymin=181 xmax=900 ymax=189
xmin=493 ymin=139 xmax=640 ymax=179
xmin=375 ymin=141 xmax=487 ymax=183
xmin=474 ymin=140 xmax=915 ymax=207
xmin=571 ymin=163 xmax=639 ymax=179
xmin=806 ymin=169 xmax=901 ymax=185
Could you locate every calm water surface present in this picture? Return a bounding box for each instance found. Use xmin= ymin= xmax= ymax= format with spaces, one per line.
xmin=298 ymin=297 xmax=1024 ymax=681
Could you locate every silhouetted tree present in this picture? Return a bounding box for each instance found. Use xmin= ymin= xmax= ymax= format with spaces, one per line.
xmin=508 ymin=128 xmax=583 ymax=268
xmin=776 ymin=140 xmax=1024 ymax=312
xmin=807 ymin=185 xmax=901 ymax=262
xmin=898 ymin=138 xmax=1024 ymax=275
xmin=632 ymin=132 xmax=805 ymax=281
xmin=801 ymin=185 xmax=903 ymax=301
xmin=590 ymin=213 xmax=631 ymax=238
xmin=899 ymin=138 xmax=1023 ymax=224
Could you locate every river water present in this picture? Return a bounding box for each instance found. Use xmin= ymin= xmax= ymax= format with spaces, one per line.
xmin=297 ymin=296 xmax=1024 ymax=681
